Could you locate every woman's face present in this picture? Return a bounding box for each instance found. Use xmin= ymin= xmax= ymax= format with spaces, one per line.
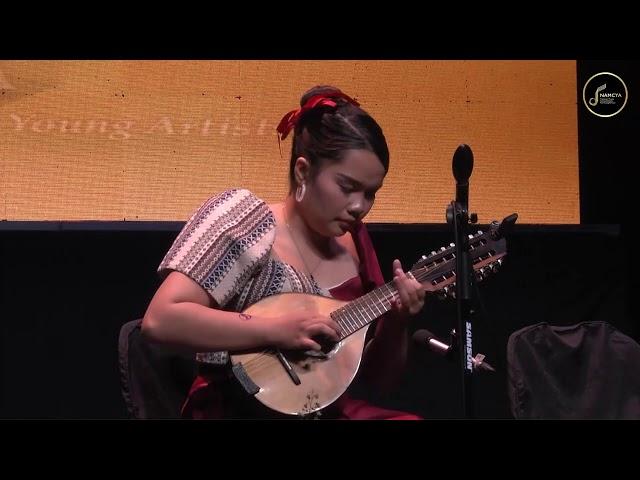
xmin=301 ymin=149 xmax=386 ymax=237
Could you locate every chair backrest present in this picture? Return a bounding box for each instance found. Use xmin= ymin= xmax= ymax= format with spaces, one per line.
xmin=118 ymin=319 xmax=197 ymax=419
xmin=507 ymin=321 xmax=640 ymax=419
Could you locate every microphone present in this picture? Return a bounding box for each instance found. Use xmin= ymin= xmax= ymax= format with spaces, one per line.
xmin=412 ymin=329 xmax=495 ymax=372
xmin=452 ymin=144 xmax=474 ymax=210
xmin=412 ymin=329 xmax=453 ymax=356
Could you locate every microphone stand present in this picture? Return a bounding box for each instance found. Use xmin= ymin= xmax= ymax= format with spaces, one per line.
xmin=445 ymin=144 xmax=477 ymax=419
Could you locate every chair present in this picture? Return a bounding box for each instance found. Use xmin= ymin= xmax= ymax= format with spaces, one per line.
xmin=507 ymin=321 xmax=640 ymax=419
xmin=118 ymin=319 xmax=197 ymax=419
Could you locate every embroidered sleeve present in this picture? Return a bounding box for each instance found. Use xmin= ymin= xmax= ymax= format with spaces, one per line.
xmin=158 ymin=188 xmax=276 ymax=308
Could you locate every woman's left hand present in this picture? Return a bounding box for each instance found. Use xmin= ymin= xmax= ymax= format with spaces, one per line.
xmin=391 ymin=259 xmax=425 ymax=317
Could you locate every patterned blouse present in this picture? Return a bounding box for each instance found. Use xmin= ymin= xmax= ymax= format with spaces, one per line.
xmin=158 ymin=188 xmax=334 ymax=365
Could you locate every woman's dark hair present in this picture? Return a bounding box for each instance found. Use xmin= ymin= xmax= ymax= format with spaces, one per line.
xmin=287 ymin=85 xmax=390 ymax=190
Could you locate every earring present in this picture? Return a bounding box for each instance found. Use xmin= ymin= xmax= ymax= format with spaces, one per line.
xmin=295 ymin=183 xmax=306 ymax=202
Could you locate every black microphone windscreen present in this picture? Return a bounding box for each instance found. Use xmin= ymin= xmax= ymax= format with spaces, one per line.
xmin=452 ymin=144 xmax=474 ymax=184
xmin=412 ymin=329 xmax=436 ymax=344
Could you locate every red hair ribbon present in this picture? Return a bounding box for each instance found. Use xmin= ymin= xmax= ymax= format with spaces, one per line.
xmin=276 ymin=92 xmax=360 ymax=141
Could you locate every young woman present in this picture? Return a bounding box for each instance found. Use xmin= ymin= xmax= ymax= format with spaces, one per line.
xmin=142 ymin=85 xmax=425 ymax=419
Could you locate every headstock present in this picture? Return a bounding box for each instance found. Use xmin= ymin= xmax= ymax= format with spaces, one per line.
xmin=410 ymin=213 xmax=517 ymax=299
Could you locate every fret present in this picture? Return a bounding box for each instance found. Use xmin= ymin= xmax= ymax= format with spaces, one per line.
xmin=341 ymin=305 xmax=358 ymax=333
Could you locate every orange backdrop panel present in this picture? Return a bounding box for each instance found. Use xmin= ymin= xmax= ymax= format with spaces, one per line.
xmin=0 ymin=61 xmax=578 ymax=223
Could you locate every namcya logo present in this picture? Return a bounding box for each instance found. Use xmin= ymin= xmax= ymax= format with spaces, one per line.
xmin=583 ymin=72 xmax=628 ymax=118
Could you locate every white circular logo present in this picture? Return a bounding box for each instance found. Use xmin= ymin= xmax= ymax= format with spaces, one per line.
xmin=583 ymin=72 xmax=628 ymax=118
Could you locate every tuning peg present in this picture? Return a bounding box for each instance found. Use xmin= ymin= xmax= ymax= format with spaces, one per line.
xmin=430 ymin=251 xmax=437 ymax=256
xmin=449 ymin=284 xmax=456 ymax=298
xmin=477 ymin=230 xmax=483 ymax=235
xmin=449 ymin=243 xmax=455 ymax=247
xmin=437 ymin=286 xmax=449 ymax=300
xmin=440 ymin=246 xmax=446 ymax=251
xmin=478 ymin=267 xmax=490 ymax=281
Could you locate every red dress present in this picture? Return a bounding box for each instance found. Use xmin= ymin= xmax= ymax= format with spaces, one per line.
xmin=181 ymin=221 xmax=421 ymax=420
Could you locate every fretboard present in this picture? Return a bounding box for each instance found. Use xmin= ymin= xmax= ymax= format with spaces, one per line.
xmin=330 ymin=280 xmax=400 ymax=339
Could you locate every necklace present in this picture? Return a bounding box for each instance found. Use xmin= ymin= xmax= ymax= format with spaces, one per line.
xmin=283 ymin=207 xmax=322 ymax=280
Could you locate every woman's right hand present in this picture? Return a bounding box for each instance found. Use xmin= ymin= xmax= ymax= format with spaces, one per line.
xmin=267 ymin=312 xmax=341 ymax=351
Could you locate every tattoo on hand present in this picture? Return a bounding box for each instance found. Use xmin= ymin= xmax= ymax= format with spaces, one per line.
xmin=239 ymin=313 xmax=252 ymax=321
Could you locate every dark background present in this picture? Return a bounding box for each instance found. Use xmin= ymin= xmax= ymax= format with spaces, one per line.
xmin=1 ymin=60 xmax=636 ymax=419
